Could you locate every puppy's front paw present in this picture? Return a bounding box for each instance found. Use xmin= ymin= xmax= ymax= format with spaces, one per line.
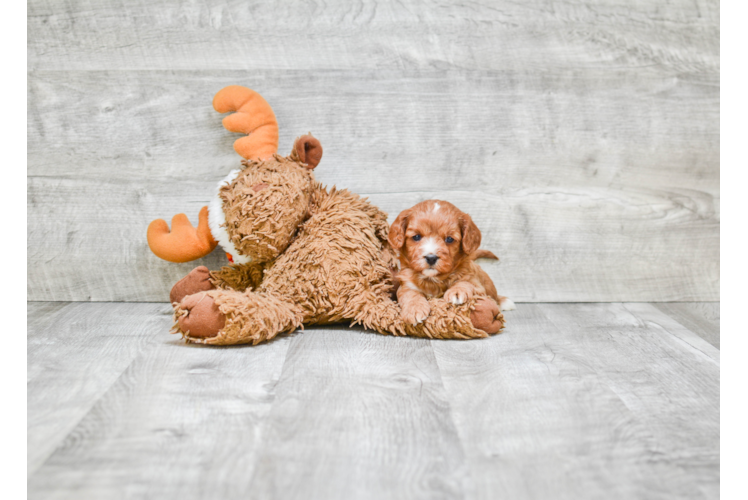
xmin=401 ymin=300 xmax=431 ymax=325
xmin=444 ymin=287 xmax=472 ymax=305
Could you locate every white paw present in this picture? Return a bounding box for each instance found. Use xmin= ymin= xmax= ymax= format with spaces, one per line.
xmin=402 ymin=302 xmax=431 ymax=325
xmin=445 ymin=289 xmax=468 ymax=305
xmin=499 ymin=298 xmax=516 ymax=311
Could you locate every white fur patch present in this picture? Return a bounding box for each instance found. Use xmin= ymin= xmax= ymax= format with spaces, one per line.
xmin=208 ymin=169 xmax=252 ymax=265
xmin=499 ymin=297 xmax=517 ymax=311
xmin=433 ymin=202 xmax=440 ymax=212
xmin=421 ymin=237 xmax=438 ymax=257
xmin=421 ymin=269 xmax=438 ymax=278
xmin=405 ymin=282 xmax=423 ymax=293
xmin=450 ymin=294 xmax=464 ymax=305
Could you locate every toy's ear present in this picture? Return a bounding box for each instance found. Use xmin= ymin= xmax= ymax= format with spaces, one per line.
xmin=459 ymin=213 xmax=481 ymax=255
xmin=293 ymin=135 xmax=323 ymax=169
xmin=388 ymin=209 xmax=411 ymax=250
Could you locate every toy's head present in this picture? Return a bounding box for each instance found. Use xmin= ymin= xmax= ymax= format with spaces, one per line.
xmin=212 ymin=136 xmax=323 ymax=264
xmin=147 ymin=86 xmax=324 ymax=264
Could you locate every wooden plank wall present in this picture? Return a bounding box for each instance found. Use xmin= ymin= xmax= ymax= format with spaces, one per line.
xmin=27 ymin=0 xmax=720 ymax=302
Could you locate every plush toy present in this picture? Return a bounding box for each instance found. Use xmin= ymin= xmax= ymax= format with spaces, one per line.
xmin=147 ymin=86 xmax=504 ymax=345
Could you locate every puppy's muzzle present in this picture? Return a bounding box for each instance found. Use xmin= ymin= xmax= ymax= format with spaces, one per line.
xmin=425 ymin=254 xmax=439 ymax=266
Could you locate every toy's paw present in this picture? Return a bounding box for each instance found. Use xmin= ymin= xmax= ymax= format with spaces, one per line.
xmin=401 ymin=300 xmax=431 ymax=325
xmin=178 ymin=292 xmax=225 ymax=338
xmin=444 ymin=286 xmax=472 ymax=305
xmin=470 ymin=297 xmax=504 ymax=335
xmin=170 ymin=266 xmax=215 ymax=304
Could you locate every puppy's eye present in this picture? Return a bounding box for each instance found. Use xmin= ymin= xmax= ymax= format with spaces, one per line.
xmin=445 ymin=236 xmax=455 ymax=243
xmin=412 ymin=235 xmax=422 ymax=241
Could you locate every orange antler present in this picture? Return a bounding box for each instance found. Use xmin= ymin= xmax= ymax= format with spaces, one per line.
xmin=147 ymin=206 xmax=218 ymax=263
xmin=213 ymin=85 xmax=279 ymax=160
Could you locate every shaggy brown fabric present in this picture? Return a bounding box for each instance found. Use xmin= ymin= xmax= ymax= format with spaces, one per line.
xmin=171 ymin=145 xmax=504 ymax=345
xmin=209 ymin=262 xmax=266 ymax=292
xmin=220 ymin=155 xmax=314 ymax=263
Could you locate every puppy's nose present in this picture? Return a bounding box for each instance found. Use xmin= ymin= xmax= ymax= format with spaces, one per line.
xmin=425 ymin=254 xmax=439 ymax=266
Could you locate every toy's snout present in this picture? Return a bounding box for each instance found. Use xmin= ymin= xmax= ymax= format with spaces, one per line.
xmin=213 ymin=137 xmax=323 ymax=264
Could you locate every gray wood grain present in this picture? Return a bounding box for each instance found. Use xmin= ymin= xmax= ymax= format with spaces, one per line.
xmin=654 ymin=302 xmax=720 ymax=349
xmin=27 ymin=302 xmax=168 ymax=476
xmin=28 ymin=70 xmax=720 ymax=194
xmin=28 ymin=0 xmax=719 ymax=73
xmin=27 ymin=0 xmax=719 ymax=302
xmin=27 ymin=176 xmax=719 ymax=303
xmin=622 ymin=302 xmax=718 ymax=363
xmin=245 ymin=326 xmax=466 ymax=500
xmin=432 ymin=303 xmax=719 ymax=500
xmin=717 ymin=222 xmax=748 ymax=301
xmin=27 ymin=68 xmax=719 ymax=302
xmin=28 ymin=302 xmax=720 ymax=499
xmin=28 ymin=304 xmax=293 ymax=500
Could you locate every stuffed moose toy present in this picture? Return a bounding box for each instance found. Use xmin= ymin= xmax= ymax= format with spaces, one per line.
xmin=147 ymin=86 xmax=504 ymax=345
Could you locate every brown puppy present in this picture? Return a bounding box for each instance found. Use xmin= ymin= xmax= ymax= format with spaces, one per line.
xmin=388 ymin=200 xmax=515 ymax=325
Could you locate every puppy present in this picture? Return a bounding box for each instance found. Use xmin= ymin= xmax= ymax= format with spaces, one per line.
xmin=388 ymin=200 xmax=515 ymax=325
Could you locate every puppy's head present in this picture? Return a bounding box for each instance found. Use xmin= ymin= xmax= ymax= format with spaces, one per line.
xmin=388 ymin=200 xmax=481 ymax=278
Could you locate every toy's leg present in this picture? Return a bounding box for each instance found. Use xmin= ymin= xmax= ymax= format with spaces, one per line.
xmin=170 ymin=266 xmax=215 ymax=304
xmin=209 ymin=263 xmax=265 ymax=292
xmin=169 ymin=263 xmax=266 ymax=304
xmin=173 ymin=289 xmax=303 ymax=345
xmin=470 ymin=297 xmax=504 ymax=334
xmin=174 ymin=292 xmax=225 ymax=337
xmin=350 ymin=289 xmax=504 ymax=340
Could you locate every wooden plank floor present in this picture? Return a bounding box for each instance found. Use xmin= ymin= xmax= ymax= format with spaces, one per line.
xmin=27 ymin=302 xmax=719 ymax=500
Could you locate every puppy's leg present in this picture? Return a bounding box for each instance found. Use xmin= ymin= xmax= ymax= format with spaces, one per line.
xmin=397 ymin=285 xmax=431 ymax=325
xmin=497 ymin=296 xmax=517 ymax=311
xmin=444 ymin=281 xmax=477 ymax=305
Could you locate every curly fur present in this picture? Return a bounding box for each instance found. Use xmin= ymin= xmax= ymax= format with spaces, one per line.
xmin=171 ymin=149 xmax=503 ymax=345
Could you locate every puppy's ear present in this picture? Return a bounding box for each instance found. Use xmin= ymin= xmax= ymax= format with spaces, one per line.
xmin=388 ymin=209 xmax=411 ymax=250
xmin=460 ymin=214 xmax=481 ymax=254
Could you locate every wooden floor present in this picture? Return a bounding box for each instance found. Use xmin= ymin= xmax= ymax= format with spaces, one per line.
xmin=27 ymin=301 xmax=719 ymax=500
